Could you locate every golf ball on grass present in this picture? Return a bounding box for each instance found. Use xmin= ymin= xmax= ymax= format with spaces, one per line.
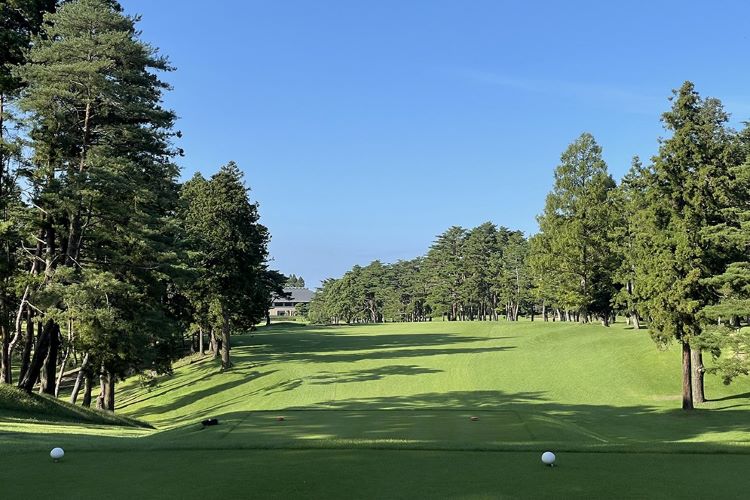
xmin=541 ymin=451 xmax=555 ymax=466
xmin=50 ymin=448 xmax=64 ymax=462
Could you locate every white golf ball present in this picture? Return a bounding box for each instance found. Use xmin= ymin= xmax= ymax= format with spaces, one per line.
xmin=50 ymin=447 xmax=64 ymax=461
xmin=541 ymin=451 xmax=555 ymax=465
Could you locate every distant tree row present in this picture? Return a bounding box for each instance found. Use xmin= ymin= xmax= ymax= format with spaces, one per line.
xmin=309 ymin=224 xmax=530 ymax=324
xmin=311 ymin=82 xmax=750 ymax=409
xmin=0 ymin=1 xmax=284 ymax=409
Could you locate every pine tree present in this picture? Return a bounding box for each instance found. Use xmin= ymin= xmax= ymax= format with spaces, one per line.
xmin=15 ymin=0 xmax=181 ymax=405
xmin=530 ymin=133 xmax=617 ymax=324
xmin=0 ymin=0 xmax=57 ymax=383
xmin=179 ymin=163 xmax=269 ymax=370
xmin=425 ymin=226 xmax=466 ymax=320
xmin=631 ymin=82 xmax=743 ymax=408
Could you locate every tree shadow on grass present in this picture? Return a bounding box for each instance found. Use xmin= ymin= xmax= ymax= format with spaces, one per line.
xmin=261 ymin=364 xmax=445 ymax=396
xmin=150 ymin=389 xmax=750 ymax=453
xmin=123 ymin=370 xmax=277 ymax=420
xmin=230 ymin=330 xmax=515 ymax=366
xmin=7 ymin=388 xmax=750 ymax=455
xmin=707 ymin=391 xmax=750 ymax=403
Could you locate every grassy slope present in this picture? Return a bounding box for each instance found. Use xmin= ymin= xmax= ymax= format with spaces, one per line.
xmin=0 ymin=384 xmax=150 ymax=429
xmin=4 ymin=320 xmax=750 ymax=498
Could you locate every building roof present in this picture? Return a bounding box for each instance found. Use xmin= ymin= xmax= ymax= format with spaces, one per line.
xmin=277 ymin=287 xmax=314 ymax=303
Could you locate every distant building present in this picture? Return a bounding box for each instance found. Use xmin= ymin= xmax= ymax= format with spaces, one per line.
xmin=268 ymin=287 xmax=314 ymax=317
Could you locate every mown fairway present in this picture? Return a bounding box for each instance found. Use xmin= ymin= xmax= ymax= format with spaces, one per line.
xmin=3 ymin=321 xmax=750 ymax=498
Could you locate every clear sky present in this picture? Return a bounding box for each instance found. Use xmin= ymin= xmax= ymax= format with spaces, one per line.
xmin=124 ymin=0 xmax=750 ymax=288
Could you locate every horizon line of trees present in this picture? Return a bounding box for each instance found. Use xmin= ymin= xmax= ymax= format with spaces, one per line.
xmin=0 ymin=0 xmax=286 ymax=411
xmin=310 ymin=82 xmax=750 ymax=410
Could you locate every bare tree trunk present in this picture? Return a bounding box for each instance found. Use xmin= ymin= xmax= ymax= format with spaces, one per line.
xmin=54 ymin=319 xmax=74 ymax=397
xmin=18 ymin=315 xmax=34 ymax=382
xmin=70 ymin=352 xmax=90 ymax=404
xmin=19 ymin=320 xmax=56 ymax=393
xmin=54 ymin=346 xmax=70 ymax=397
xmin=82 ymin=372 xmax=92 ymax=407
xmin=691 ymin=346 xmax=705 ymax=404
xmin=210 ymin=327 xmax=219 ymax=359
xmin=40 ymin=323 xmax=60 ymax=395
xmin=96 ymin=366 xmax=106 ymax=410
xmin=198 ymin=325 xmax=204 ymax=355
xmin=631 ymin=312 xmax=640 ymax=329
xmin=681 ymin=341 xmax=694 ymax=410
xmin=106 ymin=371 xmax=115 ymax=411
xmin=0 ymin=96 xmax=7 ymax=384
xmin=0 ymin=323 xmax=10 ymax=384
xmin=221 ymin=314 xmax=232 ymax=370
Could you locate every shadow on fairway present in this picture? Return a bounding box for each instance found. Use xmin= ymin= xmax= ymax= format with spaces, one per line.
xmin=231 ymin=330 xmax=515 ymax=365
xmin=146 ymin=389 xmax=750 ymax=453
xmin=127 ymin=370 xmax=277 ymax=419
xmin=707 ymin=391 xmax=750 ymax=402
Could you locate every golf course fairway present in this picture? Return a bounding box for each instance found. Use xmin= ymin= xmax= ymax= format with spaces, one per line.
xmin=2 ymin=321 xmax=750 ymax=498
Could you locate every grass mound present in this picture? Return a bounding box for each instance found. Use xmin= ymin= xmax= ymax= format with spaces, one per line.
xmin=0 ymin=384 xmax=151 ymax=428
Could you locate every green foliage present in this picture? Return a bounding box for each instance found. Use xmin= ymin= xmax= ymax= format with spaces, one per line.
xmin=310 ymin=224 xmax=530 ymax=324
xmin=630 ymin=83 xmax=744 ymax=344
xmin=529 ymin=133 xmax=617 ymax=323
xmin=178 ymin=163 xmax=278 ymax=366
xmin=286 ymin=274 xmax=305 ymax=287
xmin=10 ymin=0 xmax=184 ymax=387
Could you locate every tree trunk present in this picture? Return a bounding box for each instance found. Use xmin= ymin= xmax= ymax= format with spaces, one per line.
xmin=70 ymin=352 xmax=90 ymax=404
xmin=18 ymin=315 xmax=34 ymax=383
xmin=221 ymin=314 xmax=232 ymax=370
xmin=691 ymin=346 xmax=705 ymax=404
xmin=54 ymin=344 xmax=70 ymax=397
xmin=681 ymin=341 xmax=694 ymax=410
xmin=198 ymin=325 xmax=204 ymax=355
xmin=40 ymin=323 xmax=60 ymax=395
xmin=106 ymin=371 xmax=115 ymax=411
xmin=211 ymin=327 xmax=219 ymax=359
xmin=18 ymin=320 xmax=56 ymax=393
xmin=631 ymin=312 xmax=640 ymax=330
xmin=0 ymin=324 xmax=10 ymax=384
xmin=96 ymin=367 xmax=107 ymax=410
xmin=82 ymin=372 xmax=93 ymax=407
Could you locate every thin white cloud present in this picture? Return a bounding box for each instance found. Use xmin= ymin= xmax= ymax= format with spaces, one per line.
xmin=449 ymin=68 xmax=663 ymax=115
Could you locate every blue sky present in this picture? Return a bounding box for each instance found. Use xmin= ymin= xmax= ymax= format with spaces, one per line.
xmin=125 ymin=0 xmax=750 ymax=288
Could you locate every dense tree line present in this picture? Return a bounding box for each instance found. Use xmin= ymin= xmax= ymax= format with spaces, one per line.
xmin=311 ymin=82 xmax=750 ymax=409
xmin=309 ymin=224 xmax=531 ymax=324
xmin=0 ymin=0 xmax=283 ymax=409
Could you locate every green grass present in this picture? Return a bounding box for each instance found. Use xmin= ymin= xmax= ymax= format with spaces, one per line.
xmin=0 ymin=384 xmax=150 ymax=429
xmin=3 ymin=320 xmax=750 ymax=498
